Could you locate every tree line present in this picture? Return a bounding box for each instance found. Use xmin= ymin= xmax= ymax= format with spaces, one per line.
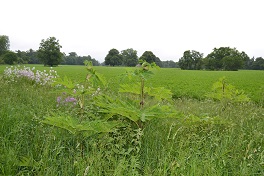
xmin=0 ymin=35 xmax=178 ymax=68
xmin=178 ymin=47 xmax=264 ymax=71
xmin=0 ymin=36 xmax=100 ymax=66
xmin=103 ymin=48 xmax=178 ymax=68
xmin=0 ymin=35 xmax=263 ymax=70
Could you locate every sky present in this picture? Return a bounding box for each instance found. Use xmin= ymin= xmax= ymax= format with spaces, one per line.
xmin=1 ymin=0 xmax=263 ymax=62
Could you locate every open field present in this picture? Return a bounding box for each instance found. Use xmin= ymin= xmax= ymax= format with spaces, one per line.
xmin=1 ymin=65 xmax=263 ymax=102
xmin=0 ymin=64 xmax=263 ymax=175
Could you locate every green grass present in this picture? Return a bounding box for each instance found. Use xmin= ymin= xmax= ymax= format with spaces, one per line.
xmin=0 ymin=64 xmax=263 ymax=175
xmin=142 ymin=99 xmax=264 ymax=175
xmin=0 ymin=65 xmax=263 ymax=103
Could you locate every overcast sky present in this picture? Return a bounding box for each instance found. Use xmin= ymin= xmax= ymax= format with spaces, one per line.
xmin=1 ymin=0 xmax=263 ymax=62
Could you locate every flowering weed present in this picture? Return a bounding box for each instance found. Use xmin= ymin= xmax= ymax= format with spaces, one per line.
xmin=3 ymin=65 xmax=58 ymax=86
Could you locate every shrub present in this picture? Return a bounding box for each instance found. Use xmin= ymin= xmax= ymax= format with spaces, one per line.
xmin=3 ymin=51 xmax=18 ymax=65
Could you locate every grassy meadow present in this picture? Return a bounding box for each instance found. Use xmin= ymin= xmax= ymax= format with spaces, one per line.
xmin=0 ymin=64 xmax=263 ymax=175
xmin=1 ymin=64 xmax=262 ymax=102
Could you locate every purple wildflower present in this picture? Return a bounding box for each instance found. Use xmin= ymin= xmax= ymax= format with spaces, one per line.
xmin=65 ymin=97 xmax=77 ymax=102
xmin=57 ymin=96 xmax=61 ymax=103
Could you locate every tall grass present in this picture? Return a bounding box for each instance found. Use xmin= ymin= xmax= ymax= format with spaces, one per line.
xmin=0 ymin=65 xmax=263 ymax=175
xmin=142 ymin=99 xmax=264 ymax=175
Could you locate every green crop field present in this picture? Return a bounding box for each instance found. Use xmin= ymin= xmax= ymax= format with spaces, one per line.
xmin=0 ymin=64 xmax=263 ymax=175
xmin=1 ymin=65 xmax=262 ymax=102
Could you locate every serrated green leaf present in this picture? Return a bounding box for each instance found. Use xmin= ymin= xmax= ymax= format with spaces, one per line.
xmin=42 ymin=115 xmax=119 ymax=136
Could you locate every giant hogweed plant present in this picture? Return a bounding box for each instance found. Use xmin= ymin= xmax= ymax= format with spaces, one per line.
xmin=96 ymin=60 xmax=178 ymax=128
xmin=43 ymin=60 xmax=177 ymax=136
xmin=42 ymin=61 xmax=120 ymax=138
xmin=206 ymin=77 xmax=250 ymax=110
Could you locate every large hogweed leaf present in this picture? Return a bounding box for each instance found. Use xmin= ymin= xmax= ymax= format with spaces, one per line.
xmin=119 ymin=84 xmax=172 ymax=101
xmin=42 ymin=115 xmax=120 ymax=137
xmin=96 ymin=94 xmax=178 ymax=126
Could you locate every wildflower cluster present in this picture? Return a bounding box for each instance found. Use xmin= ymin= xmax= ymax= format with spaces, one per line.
xmin=3 ymin=65 xmax=58 ymax=86
xmin=56 ymin=93 xmax=77 ymax=107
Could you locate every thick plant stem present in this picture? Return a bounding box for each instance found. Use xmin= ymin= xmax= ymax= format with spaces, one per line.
xmin=140 ymin=78 xmax=144 ymax=109
xmin=222 ymin=79 xmax=225 ymax=96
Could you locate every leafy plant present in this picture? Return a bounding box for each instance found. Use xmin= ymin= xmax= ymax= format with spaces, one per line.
xmin=51 ymin=61 xmax=105 ymax=117
xmin=96 ymin=60 xmax=178 ymax=128
xmin=206 ymin=77 xmax=250 ymax=109
xmin=42 ymin=61 xmax=114 ymax=139
xmin=42 ymin=115 xmax=120 ymax=137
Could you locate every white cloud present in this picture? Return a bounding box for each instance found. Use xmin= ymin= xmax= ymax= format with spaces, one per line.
xmin=1 ymin=0 xmax=263 ymax=62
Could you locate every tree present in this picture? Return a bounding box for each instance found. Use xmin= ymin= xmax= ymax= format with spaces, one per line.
xmin=205 ymin=47 xmax=248 ymax=71
xmin=0 ymin=35 xmax=10 ymax=56
xmin=240 ymin=51 xmax=250 ymax=69
xmin=178 ymin=50 xmax=203 ymax=70
xmin=222 ymin=55 xmax=243 ymax=71
xmin=37 ymin=37 xmax=63 ymax=66
xmin=61 ymin=52 xmax=100 ymax=66
xmin=121 ymin=48 xmax=138 ymax=66
xmin=3 ymin=51 xmax=18 ymax=65
xmin=252 ymin=57 xmax=264 ymax=70
xmin=27 ymin=49 xmax=40 ymax=64
xmin=139 ymin=51 xmax=162 ymax=67
xmin=105 ymin=48 xmax=122 ymax=66
xmin=63 ymin=52 xmax=77 ymax=65
xmin=161 ymin=60 xmax=178 ymax=68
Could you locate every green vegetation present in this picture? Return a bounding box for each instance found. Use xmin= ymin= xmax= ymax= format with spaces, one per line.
xmin=2 ymin=34 xmax=264 ymax=69
xmin=2 ymin=51 xmax=18 ymax=65
xmin=0 ymin=35 xmax=10 ymax=56
xmin=0 ymin=65 xmax=263 ymax=103
xmin=37 ymin=37 xmax=63 ymax=67
xmin=0 ymin=64 xmax=263 ymax=175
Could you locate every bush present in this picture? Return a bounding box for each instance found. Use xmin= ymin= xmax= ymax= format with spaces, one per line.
xmin=3 ymin=51 xmax=18 ymax=65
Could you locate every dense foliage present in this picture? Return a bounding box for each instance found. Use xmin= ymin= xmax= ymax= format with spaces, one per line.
xmin=204 ymin=47 xmax=248 ymax=71
xmin=104 ymin=48 xmax=123 ymax=66
xmin=2 ymin=51 xmax=18 ymax=65
xmin=0 ymin=34 xmax=263 ymax=69
xmin=121 ymin=48 xmax=138 ymax=66
xmin=138 ymin=51 xmax=162 ymax=67
xmin=37 ymin=37 xmax=63 ymax=66
xmin=178 ymin=47 xmax=264 ymax=71
xmin=0 ymin=35 xmax=10 ymax=56
xmin=104 ymin=49 xmax=167 ymax=67
xmin=0 ymin=64 xmax=263 ymax=175
xmin=178 ymin=50 xmax=203 ymax=70
xmin=16 ymin=49 xmax=40 ymax=64
xmin=61 ymin=52 xmax=100 ymax=66
xmin=250 ymin=57 xmax=264 ymax=70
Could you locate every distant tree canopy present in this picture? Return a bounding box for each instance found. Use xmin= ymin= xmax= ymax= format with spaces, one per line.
xmin=251 ymin=57 xmax=264 ymax=70
xmin=2 ymin=51 xmax=18 ymax=65
xmin=121 ymin=48 xmax=138 ymax=66
xmin=0 ymin=35 xmax=263 ymax=70
xmin=16 ymin=49 xmax=40 ymax=64
xmin=161 ymin=60 xmax=178 ymax=68
xmin=176 ymin=47 xmax=264 ymax=71
xmin=0 ymin=35 xmax=10 ymax=56
xmin=105 ymin=48 xmax=123 ymax=66
xmin=61 ymin=52 xmax=100 ymax=66
xmin=178 ymin=50 xmax=203 ymax=70
xmin=104 ymin=48 xmax=177 ymax=67
xmin=37 ymin=37 xmax=63 ymax=66
xmin=5 ymin=48 xmax=100 ymax=66
xmin=139 ymin=51 xmax=162 ymax=67
xmin=204 ymin=47 xmax=248 ymax=71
